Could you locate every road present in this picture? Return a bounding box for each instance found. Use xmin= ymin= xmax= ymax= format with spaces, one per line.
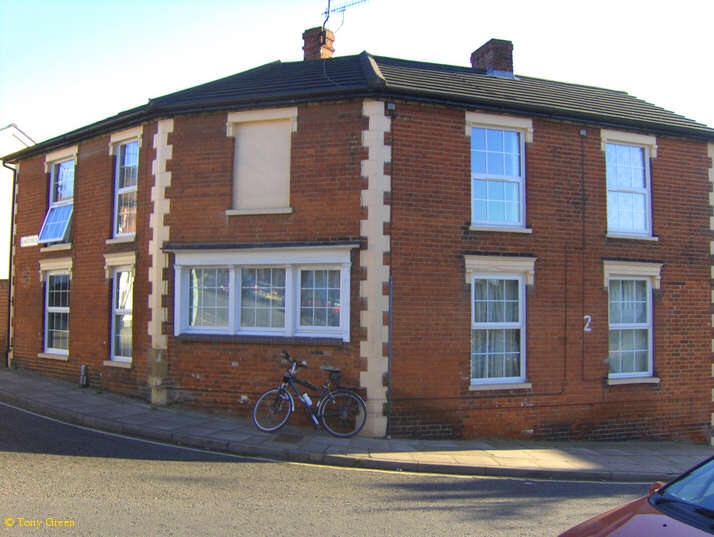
xmin=0 ymin=402 xmax=647 ymax=536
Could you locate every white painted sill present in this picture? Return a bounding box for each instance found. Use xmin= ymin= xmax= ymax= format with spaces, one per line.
xmin=103 ymin=360 xmax=132 ymax=369
xmin=225 ymin=207 xmax=293 ymax=216
xmin=606 ymin=234 xmax=659 ymax=242
xmin=607 ymin=377 xmax=661 ymax=386
xmin=40 ymin=243 xmax=72 ymax=253
xmin=469 ymin=226 xmax=533 ymax=234
xmin=106 ymin=234 xmax=136 ymax=245
xmin=38 ymin=352 xmax=69 ymax=362
xmin=469 ymin=382 xmax=532 ymax=392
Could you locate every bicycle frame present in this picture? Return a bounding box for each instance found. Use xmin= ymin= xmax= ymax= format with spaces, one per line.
xmin=253 ymin=352 xmax=367 ymax=437
xmin=279 ymin=361 xmax=330 ymax=426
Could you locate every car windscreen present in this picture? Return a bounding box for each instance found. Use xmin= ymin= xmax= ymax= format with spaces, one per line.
xmin=650 ymin=457 xmax=714 ymax=535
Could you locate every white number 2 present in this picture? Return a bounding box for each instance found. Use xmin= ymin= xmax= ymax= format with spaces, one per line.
xmin=583 ymin=315 xmax=592 ymax=332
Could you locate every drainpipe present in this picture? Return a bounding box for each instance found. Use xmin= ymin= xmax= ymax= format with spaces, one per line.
xmin=2 ymin=161 xmax=16 ymax=368
xmin=386 ymin=274 xmax=393 ymax=437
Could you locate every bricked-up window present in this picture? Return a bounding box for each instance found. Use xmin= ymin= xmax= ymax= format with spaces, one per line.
xmin=470 ymin=276 xmax=526 ymax=384
xmin=226 ymin=108 xmax=297 ymax=215
xmin=38 ymin=160 xmax=74 ymax=244
xmin=608 ymin=278 xmax=652 ymax=377
xmin=173 ymin=246 xmax=353 ymax=341
xmin=45 ymin=273 xmax=70 ymax=354
xmin=471 ymin=127 xmax=525 ymax=227
xmin=113 ymin=141 xmax=138 ymax=236
xmin=111 ymin=269 xmax=134 ymax=362
xmin=606 ymin=143 xmax=652 ymax=235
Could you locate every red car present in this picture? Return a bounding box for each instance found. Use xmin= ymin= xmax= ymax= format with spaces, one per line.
xmin=559 ymin=456 xmax=714 ymax=536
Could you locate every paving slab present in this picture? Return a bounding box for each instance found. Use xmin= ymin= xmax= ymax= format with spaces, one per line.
xmin=1 ymin=368 xmax=713 ymax=481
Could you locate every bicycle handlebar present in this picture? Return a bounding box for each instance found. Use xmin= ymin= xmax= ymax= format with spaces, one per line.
xmin=279 ymin=351 xmax=307 ymax=370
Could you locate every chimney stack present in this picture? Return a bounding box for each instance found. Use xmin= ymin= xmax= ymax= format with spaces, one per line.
xmin=303 ymin=27 xmax=335 ymax=60
xmin=470 ymin=39 xmax=514 ymax=76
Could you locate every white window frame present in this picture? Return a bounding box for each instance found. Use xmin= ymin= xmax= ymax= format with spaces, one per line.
xmin=185 ymin=266 xmax=233 ymax=332
xmin=602 ymin=260 xmax=661 ymax=382
xmin=295 ymin=266 xmax=347 ymax=338
xmin=466 ymin=112 xmax=533 ymax=232
xmin=112 ymin=140 xmax=139 ymax=238
xmin=470 ymin=274 xmax=526 ymax=385
xmin=39 ymin=148 xmax=77 ymax=244
xmin=607 ymin=277 xmax=653 ymax=379
xmin=44 ymin=271 xmax=70 ymax=355
xmin=173 ymin=246 xmax=354 ymax=341
xmin=465 ymin=255 xmax=535 ymax=388
xmin=110 ymin=267 xmax=134 ymax=363
xmin=601 ymin=129 xmax=657 ymax=239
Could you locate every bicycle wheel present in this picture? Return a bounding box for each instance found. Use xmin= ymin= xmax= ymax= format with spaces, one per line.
xmin=253 ymin=388 xmax=293 ymax=432
xmin=319 ymin=390 xmax=366 ymax=438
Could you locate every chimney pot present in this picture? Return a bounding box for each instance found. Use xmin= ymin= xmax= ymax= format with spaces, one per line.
xmin=303 ymin=27 xmax=335 ymax=61
xmin=470 ymin=39 xmax=514 ymax=75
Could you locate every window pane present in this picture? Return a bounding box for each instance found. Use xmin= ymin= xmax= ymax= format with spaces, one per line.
xmin=503 ymin=131 xmax=519 ymax=155
xmin=114 ymin=271 xmax=134 ymax=311
xmin=606 ymin=143 xmax=649 ymax=234
xmin=118 ymin=141 xmax=139 ymax=189
xmin=609 ymin=277 xmax=650 ymax=375
xmin=471 ymin=127 xmax=487 ymax=150
xmin=486 ymin=129 xmax=503 ymax=151
xmin=39 ymin=204 xmax=73 ymax=243
xmin=47 ymin=312 xmax=69 ymax=350
xmin=240 ymin=268 xmax=285 ymax=328
xmin=471 ymin=328 xmax=521 ymax=380
xmin=487 ymin=151 xmax=504 ymax=175
xmin=113 ymin=313 xmax=132 ymax=357
xmin=471 ymin=150 xmax=487 ymax=175
xmin=189 ymin=268 xmax=230 ymax=328
xmin=48 ymin=274 xmax=70 ymax=308
xmin=299 ymin=269 xmax=341 ymax=328
xmin=53 ymin=161 xmax=74 ymax=203
xmin=472 ymin=178 xmax=520 ymax=225
xmin=116 ymin=191 xmax=137 ymax=235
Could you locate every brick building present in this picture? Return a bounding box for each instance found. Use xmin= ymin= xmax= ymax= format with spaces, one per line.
xmin=4 ymin=29 xmax=714 ymax=441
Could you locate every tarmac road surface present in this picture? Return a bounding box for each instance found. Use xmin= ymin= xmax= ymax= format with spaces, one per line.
xmin=0 ymin=402 xmax=647 ymax=537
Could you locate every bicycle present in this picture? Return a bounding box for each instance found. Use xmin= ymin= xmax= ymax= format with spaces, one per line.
xmin=252 ymin=351 xmax=367 ymax=438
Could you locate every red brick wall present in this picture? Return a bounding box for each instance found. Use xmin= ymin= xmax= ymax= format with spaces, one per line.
xmin=9 ymin=97 xmax=712 ymax=441
xmin=10 ymin=124 xmax=156 ymax=396
xmin=388 ymin=101 xmax=713 ymax=441
xmin=161 ymin=103 xmax=366 ymax=416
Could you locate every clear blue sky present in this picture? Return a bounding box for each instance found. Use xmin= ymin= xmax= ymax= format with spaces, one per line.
xmin=1 ymin=0 xmax=713 ymax=144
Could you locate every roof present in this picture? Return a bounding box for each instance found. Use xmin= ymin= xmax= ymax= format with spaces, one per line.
xmin=5 ymin=52 xmax=713 ymax=162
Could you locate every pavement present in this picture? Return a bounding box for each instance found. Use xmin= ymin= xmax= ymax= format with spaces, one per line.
xmin=0 ymin=367 xmax=712 ymax=483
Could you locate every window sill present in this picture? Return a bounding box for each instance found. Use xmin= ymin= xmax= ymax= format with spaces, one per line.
xmin=469 ymin=226 xmax=533 ymax=234
xmin=40 ymin=243 xmax=72 ymax=253
xmin=607 ymin=376 xmax=660 ymax=386
xmin=469 ymin=382 xmax=532 ymax=392
xmin=38 ymin=352 xmax=69 ymax=362
xmin=106 ymin=235 xmax=136 ymax=245
xmin=176 ymin=333 xmax=345 ymax=346
xmin=606 ymin=234 xmax=659 ymax=242
xmin=226 ymin=207 xmax=293 ymax=216
xmin=103 ymin=360 xmax=132 ymax=369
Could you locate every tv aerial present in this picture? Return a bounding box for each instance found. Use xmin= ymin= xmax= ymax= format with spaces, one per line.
xmin=322 ymin=0 xmax=368 ymax=31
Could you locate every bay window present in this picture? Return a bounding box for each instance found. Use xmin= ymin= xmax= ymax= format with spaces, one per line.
xmin=173 ymin=245 xmax=355 ymax=341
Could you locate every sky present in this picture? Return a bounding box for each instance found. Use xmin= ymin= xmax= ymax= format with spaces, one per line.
xmin=0 ymin=0 xmax=711 ymax=279
xmin=1 ymin=0 xmax=713 ymax=146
